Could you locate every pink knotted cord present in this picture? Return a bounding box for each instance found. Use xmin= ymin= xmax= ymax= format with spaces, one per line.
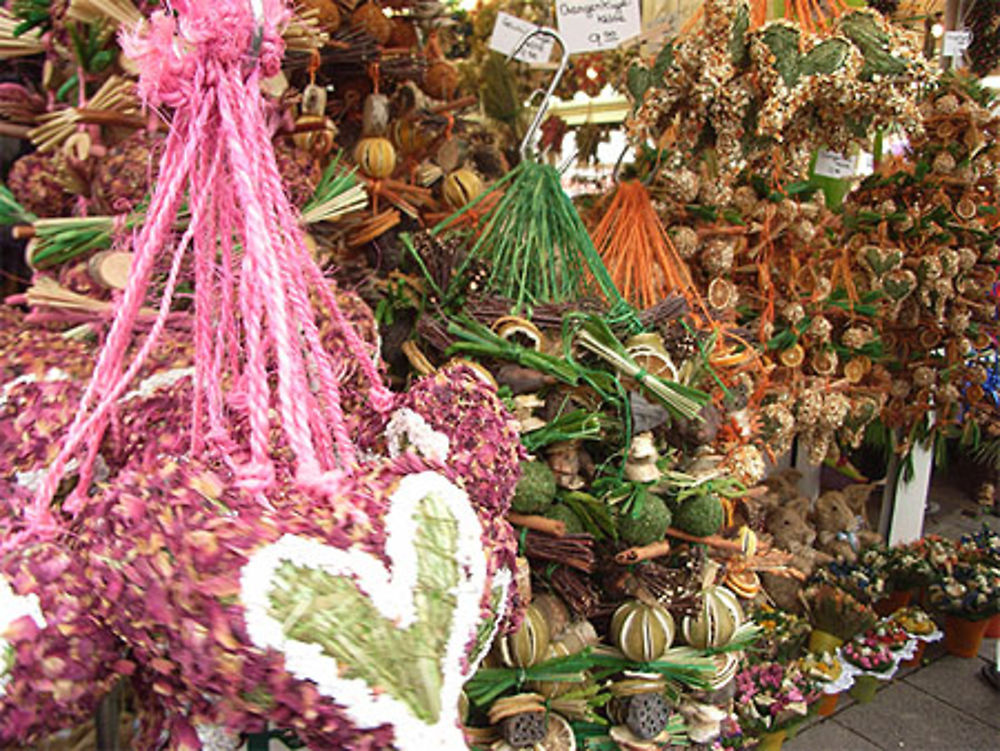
xmin=30 ymin=0 xmax=393 ymax=521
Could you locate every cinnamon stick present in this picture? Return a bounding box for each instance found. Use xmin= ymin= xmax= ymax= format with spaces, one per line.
xmin=508 ymin=513 xmax=566 ymax=537
xmin=615 ymin=539 xmax=671 ymax=565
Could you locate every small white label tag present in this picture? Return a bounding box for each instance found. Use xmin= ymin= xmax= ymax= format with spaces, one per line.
xmin=488 ymin=12 xmax=555 ymax=64
xmin=814 ymin=149 xmax=856 ymax=180
xmin=556 ymin=0 xmax=642 ymax=54
xmin=942 ymin=30 xmax=972 ymax=57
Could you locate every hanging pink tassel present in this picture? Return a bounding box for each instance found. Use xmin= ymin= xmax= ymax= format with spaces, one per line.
xmin=31 ymin=0 xmax=393 ymax=522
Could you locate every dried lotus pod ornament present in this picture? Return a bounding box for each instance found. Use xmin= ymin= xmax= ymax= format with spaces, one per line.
xmin=489 ymin=693 xmax=548 ymax=747
xmin=608 ymin=673 xmax=671 ymax=741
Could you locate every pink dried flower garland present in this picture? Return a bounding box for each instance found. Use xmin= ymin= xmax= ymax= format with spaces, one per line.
xmin=29 ymin=0 xmax=393 ymax=527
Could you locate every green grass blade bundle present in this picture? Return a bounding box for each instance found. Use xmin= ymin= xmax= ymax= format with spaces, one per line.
xmin=434 ymin=160 xmax=635 ymax=324
xmin=300 ymin=154 xmax=368 ymax=225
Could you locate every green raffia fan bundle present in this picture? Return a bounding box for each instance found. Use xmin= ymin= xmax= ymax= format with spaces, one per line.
xmin=434 ymin=160 xmax=637 ymax=326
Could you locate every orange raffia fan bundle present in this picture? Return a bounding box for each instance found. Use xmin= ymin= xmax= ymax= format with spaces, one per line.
xmin=592 ymin=179 xmax=706 ymax=316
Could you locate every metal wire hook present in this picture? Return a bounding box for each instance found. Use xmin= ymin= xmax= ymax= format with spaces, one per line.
xmin=505 ymin=27 xmax=569 ymax=161
xmin=248 ymin=0 xmax=265 ymax=62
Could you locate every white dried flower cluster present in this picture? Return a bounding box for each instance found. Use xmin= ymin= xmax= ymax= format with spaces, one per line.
xmin=0 ymin=578 xmax=46 ymax=697
xmin=385 ymin=408 xmax=450 ymax=463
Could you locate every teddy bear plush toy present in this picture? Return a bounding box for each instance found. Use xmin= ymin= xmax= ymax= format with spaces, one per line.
xmin=760 ymin=496 xmax=833 ymax=612
xmin=811 ymin=484 xmax=883 ymax=563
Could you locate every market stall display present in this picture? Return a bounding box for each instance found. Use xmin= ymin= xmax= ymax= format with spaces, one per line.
xmin=0 ymin=0 xmax=998 ymax=748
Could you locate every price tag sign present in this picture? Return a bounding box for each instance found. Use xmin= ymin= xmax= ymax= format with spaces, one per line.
xmin=556 ymin=0 xmax=641 ymax=54
xmin=942 ymin=30 xmax=972 ymax=58
xmin=813 ymin=149 xmax=856 ymax=180
xmin=488 ymin=12 xmax=555 ymax=64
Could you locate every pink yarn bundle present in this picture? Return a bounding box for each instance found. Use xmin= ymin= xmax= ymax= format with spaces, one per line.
xmin=31 ymin=0 xmax=392 ymax=525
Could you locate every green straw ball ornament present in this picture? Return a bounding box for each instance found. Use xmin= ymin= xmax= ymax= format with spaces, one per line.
xmin=681 ymin=586 xmax=744 ymax=649
xmin=495 ymin=603 xmax=551 ymax=667
xmin=545 ymin=503 xmax=586 ymax=535
xmin=673 ymin=493 xmax=725 ymax=538
xmin=617 ymin=491 xmax=672 ymax=547
xmin=610 ymin=601 xmax=676 ymax=663
xmin=511 ymin=460 xmax=557 ymax=514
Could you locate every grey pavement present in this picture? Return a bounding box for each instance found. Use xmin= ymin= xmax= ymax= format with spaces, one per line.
xmin=786 ymin=640 xmax=1000 ymax=751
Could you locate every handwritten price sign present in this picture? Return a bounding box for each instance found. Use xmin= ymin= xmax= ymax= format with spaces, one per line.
xmin=488 ymin=12 xmax=555 ymax=64
xmin=556 ymin=0 xmax=641 ymax=54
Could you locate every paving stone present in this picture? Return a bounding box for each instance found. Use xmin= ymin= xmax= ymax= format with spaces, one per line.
xmin=903 ymin=654 xmax=1000 ymax=730
xmin=833 ymin=680 xmax=999 ymax=750
xmin=784 ymin=718 xmax=881 ymax=751
xmin=981 ymin=636 xmax=999 ymax=664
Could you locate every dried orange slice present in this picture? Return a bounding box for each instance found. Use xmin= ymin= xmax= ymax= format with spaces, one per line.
xmin=779 ymin=343 xmax=805 ymax=368
xmin=843 ymin=356 xmax=871 ymax=384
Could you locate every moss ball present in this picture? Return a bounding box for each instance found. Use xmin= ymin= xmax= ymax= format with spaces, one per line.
xmin=511 ymin=460 xmax=557 ymax=514
xmin=617 ymin=490 xmax=672 ymax=546
xmin=545 ymin=503 xmax=586 ymax=535
xmin=673 ymin=493 xmax=724 ymax=538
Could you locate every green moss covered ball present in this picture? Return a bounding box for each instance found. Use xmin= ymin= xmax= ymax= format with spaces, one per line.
xmin=617 ymin=491 xmax=672 ymax=546
xmin=545 ymin=503 xmax=586 ymax=535
xmin=511 ymin=460 xmax=557 ymax=514
xmin=673 ymin=493 xmax=724 ymax=537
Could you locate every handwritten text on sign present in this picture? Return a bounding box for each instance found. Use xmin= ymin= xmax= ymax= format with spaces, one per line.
xmin=488 ymin=12 xmax=555 ymax=64
xmin=556 ymin=0 xmax=641 ymax=55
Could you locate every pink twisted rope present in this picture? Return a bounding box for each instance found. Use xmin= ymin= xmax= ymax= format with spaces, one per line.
xmin=30 ymin=0 xmax=393 ymax=520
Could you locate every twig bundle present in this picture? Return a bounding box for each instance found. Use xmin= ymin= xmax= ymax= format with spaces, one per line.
xmin=282 ymin=8 xmax=329 ymax=52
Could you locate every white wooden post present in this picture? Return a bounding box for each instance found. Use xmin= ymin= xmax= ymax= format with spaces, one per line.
xmin=879 ymin=438 xmax=934 ymax=545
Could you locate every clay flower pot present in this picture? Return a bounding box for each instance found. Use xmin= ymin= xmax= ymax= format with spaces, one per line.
xmin=943 ymin=615 xmax=990 ymax=658
xmin=756 ymin=728 xmax=787 ymax=751
xmin=874 ymin=589 xmax=913 ymax=617
xmin=983 ymin=613 xmax=1000 ymax=639
xmin=899 ymin=639 xmax=928 ymax=669
xmin=808 ymin=628 xmax=844 ymax=655
xmin=816 ymin=691 xmax=840 ymax=717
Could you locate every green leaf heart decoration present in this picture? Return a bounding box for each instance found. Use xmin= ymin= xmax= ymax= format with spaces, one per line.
xmin=760 ymin=24 xmax=851 ymax=88
xmin=240 ymin=472 xmax=511 ymax=750
xmin=860 ymin=244 xmax=903 ymax=276
xmin=881 ymin=268 xmax=917 ymax=302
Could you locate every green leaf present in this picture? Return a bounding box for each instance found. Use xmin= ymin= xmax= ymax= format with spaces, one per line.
xmin=627 ymin=64 xmax=652 ymax=107
xmin=651 ymin=42 xmax=675 ymax=80
xmin=729 ymin=1 xmax=751 ymax=67
xmin=761 ymin=23 xmax=803 ymax=88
